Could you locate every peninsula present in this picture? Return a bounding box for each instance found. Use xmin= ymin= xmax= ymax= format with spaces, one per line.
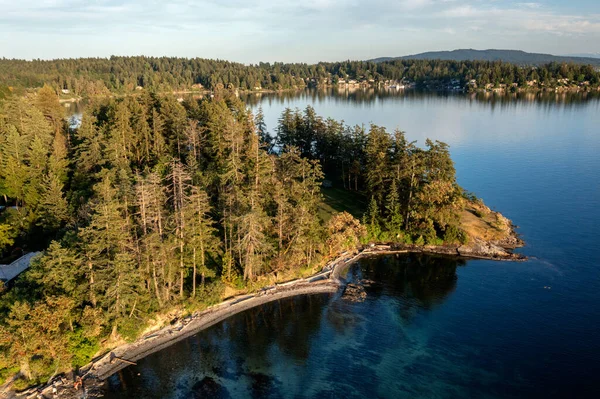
xmin=0 ymin=85 xmax=523 ymax=396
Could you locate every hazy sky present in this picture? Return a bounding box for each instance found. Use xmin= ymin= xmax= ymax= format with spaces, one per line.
xmin=1 ymin=0 xmax=599 ymax=62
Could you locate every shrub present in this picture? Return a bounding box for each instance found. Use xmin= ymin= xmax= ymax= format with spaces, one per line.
xmin=68 ymin=328 xmax=100 ymax=368
xmin=426 ymin=237 xmax=444 ymax=246
xmin=443 ymin=225 xmax=469 ymax=244
xmin=415 ymin=236 xmax=425 ymax=246
xmin=326 ymin=212 xmax=366 ymax=256
xmin=118 ymin=317 xmax=148 ymax=343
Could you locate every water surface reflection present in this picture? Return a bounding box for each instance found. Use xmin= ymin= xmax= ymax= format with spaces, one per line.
xmin=106 ymin=254 xmax=464 ymax=398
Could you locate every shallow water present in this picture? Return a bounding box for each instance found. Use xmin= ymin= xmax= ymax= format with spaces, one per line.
xmin=105 ymin=90 xmax=600 ymax=398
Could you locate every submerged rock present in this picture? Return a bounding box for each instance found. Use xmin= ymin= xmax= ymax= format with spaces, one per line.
xmin=246 ymin=372 xmax=282 ymax=398
xmin=358 ymin=279 xmax=376 ymax=287
xmin=342 ymin=283 xmax=367 ymax=302
xmin=191 ymin=376 xmax=231 ymax=399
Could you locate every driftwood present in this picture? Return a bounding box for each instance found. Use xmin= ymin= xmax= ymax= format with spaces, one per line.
xmin=109 ymin=353 xmax=137 ymax=366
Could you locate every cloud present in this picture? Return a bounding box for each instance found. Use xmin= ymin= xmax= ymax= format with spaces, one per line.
xmin=437 ymin=2 xmax=600 ymax=35
xmin=1 ymin=0 xmax=599 ymax=61
xmin=439 ymin=5 xmax=478 ymax=18
xmin=517 ymin=2 xmax=542 ymax=9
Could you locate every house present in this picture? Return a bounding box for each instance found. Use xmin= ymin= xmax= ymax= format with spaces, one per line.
xmin=0 ymin=252 xmax=41 ymax=282
xmin=61 ymin=89 xmax=70 ymax=94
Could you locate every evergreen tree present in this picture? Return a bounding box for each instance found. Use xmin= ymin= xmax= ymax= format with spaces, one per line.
xmin=38 ymin=172 xmax=70 ymax=230
xmin=365 ymin=125 xmax=392 ymax=205
xmin=186 ymin=186 xmax=220 ymax=296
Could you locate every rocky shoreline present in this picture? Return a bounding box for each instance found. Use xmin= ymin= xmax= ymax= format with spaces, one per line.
xmin=9 ymin=231 xmax=524 ymax=399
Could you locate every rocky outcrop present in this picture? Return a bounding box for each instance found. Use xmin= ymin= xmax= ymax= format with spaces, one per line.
xmin=457 ymin=238 xmax=524 ymax=260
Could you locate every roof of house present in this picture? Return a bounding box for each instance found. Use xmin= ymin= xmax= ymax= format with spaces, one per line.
xmin=0 ymin=252 xmax=41 ymax=282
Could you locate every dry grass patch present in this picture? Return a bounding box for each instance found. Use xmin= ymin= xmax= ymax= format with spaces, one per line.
xmin=460 ymin=200 xmax=512 ymax=242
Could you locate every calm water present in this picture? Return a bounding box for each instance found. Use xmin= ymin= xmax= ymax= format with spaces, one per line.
xmin=105 ymin=89 xmax=600 ymax=398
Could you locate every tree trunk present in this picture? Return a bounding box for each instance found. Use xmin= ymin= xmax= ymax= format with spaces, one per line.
xmin=88 ymin=260 xmax=96 ymax=307
xmin=192 ymin=247 xmax=197 ymax=298
xmin=405 ymin=171 xmax=415 ymax=231
xmin=111 ymin=323 xmax=118 ymax=340
xmin=200 ymin=240 xmax=206 ymax=287
xmin=179 ymin=243 xmax=184 ymax=299
xmin=152 ymin=261 xmax=163 ymax=307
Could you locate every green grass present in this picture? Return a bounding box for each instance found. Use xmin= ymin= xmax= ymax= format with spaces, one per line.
xmin=318 ymin=187 xmax=367 ymax=222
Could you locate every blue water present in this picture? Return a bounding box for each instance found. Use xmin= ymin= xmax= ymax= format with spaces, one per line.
xmin=106 ymin=90 xmax=600 ymax=398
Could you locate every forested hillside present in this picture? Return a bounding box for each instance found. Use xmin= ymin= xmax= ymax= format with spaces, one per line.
xmin=0 ymin=86 xmax=485 ymax=388
xmin=372 ymin=49 xmax=600 ymax=66
xmin=1 ymin=56 xmax=599 ymax=96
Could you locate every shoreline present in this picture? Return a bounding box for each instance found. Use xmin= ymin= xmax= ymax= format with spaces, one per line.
xmin=55 ymin=83 xmax=600 ymax=104
xmin=87 ymin=242 xmax=524 ymax=379
xmin=14 ymin=238 xmax=524 ymax=398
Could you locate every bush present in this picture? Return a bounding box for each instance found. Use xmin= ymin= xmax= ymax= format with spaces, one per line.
xmin=185 ymin=282 xmax=224 ymax=311
xmin=0 ymin=365 xmax=20 ymax=386
xmin=443 ymin=225 xmax=469 ymax=244
xmin=221 ymin=253 xmax=244 ymax=289
xmin=473 ymin=209 xmax=485 ymax=218
xmin=68 ymin=328 xmax=100 ymax=368
xmin=118 ymin=317 xmax=148 ymax=343
xmin=462 ymin=190 xmax=479 ymax=202
xmin=426 ymin=237 xmax=444 ymax=246
xmin=326 ymin=212 xmax=365 ymax=255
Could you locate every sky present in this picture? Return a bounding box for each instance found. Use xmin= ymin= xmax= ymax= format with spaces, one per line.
xmin=1 ymin=0 xmax=600 ymax=63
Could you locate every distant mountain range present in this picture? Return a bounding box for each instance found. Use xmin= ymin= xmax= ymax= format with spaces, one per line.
xmin=565 ymin=53 xmax=600 ymax=59
xmin=370 ymin=49 xmax=600 ymax=66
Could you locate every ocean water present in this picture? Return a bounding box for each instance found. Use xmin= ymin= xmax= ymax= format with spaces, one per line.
xmin=105 ymin=89 xmax=600 ymax=398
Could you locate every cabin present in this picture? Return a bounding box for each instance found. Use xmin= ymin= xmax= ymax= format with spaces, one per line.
xmin=61 ymin=89 xmax=70 ymax=94
xmin=0 ymin=252 xmax=41 ymax=283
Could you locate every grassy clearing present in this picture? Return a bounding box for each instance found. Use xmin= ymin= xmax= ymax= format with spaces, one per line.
xmin=318 ymin=187 xmax=367 ymax=222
